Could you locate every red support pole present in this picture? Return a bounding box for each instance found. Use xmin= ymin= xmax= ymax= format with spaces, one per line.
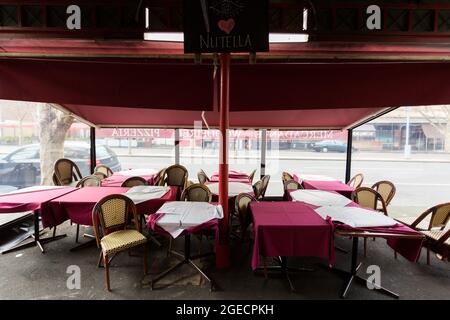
xmin=216 ymin=53 xmax=231 ymax=269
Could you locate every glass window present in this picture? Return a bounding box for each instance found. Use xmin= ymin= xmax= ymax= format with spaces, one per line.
xmin=351 ymin=105 xmax=450 ymax=218
xmin=95 ymin=128 xmax=175 ymax=173
xmin=179 ymin=129 xmax=260 ymax=183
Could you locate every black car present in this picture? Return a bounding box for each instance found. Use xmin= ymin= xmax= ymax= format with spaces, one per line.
xmin=312 ymin=140 xmax=348 ymax=153
xmin=0 ymin=142 xmax=121 ymax=188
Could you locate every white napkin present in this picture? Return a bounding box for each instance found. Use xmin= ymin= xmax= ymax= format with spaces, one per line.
xmin=123 ymin=186 xmax=169 ymax=204
xmin=295 ymin=174 xmax=339 ymax=182
xmin=290 ymin=189 xmax=351 ymax=207
xmin=117 ymin=168 xmax=158 ymax=176
xmin=207 ymin=182 xmax=253 ymax=196
xmin=156 ymin=202 xmax=223 ymax=238
xmin=314 ymin=206 xmax=398 ymax=228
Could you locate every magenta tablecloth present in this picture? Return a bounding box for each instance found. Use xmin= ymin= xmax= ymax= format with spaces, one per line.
xmin=210 ymin=170 xmax=252 ymax=183
xmin=249 ymin=202 xmax=335 ymax=271
xmin=302 ymin=180 xmax=354 ymax=199
xmin=48 ymin=186 xmax=177 ymax=226
xmin=288 ymin=194 xmax=424 ymax=263
xmin=335 ymin=223 xmax=423 ymax=262
xmin=101 ymin=173 xmax=157 ymax=187
xmin=0 ymin=187 xmax=77 ymax=228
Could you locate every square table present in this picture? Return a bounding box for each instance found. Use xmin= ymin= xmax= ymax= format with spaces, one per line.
xmin=286 ymin=189 xmax=424 ymax=298
xmin=250 ymin=202 xmax=335 ymax=291
xmin=303 ymin=180 xmax=354 ymax=199
xmin=293 ymin=173 xmax=354 ymax=198
xmin=209 ymin=170 xmax=252 ymax=183
xmin=0 ymin=186 xmax=77 ymax=253
xmin=146 ymin=202 xmax=221 ymax=291
xmin=101 ymin=169 xmax=158 ymax=187
xmin=48 ymin=186 xmax=177 ymax=226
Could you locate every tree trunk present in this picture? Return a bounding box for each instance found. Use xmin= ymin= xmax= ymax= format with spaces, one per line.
xmin=445 ymin=115 xmax=450 ymax=153
xmin=37 ymin=103 xmax=74 ymax=185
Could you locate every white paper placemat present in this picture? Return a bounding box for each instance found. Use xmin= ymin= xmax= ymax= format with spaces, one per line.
xmin=295 ymin=174 xmax=340 ymax=182
xmin=314 ymin=206 xmax=398 ymax=228
xmin=117 ymin=168 xmax=158 ymax=176
xmin=123 ymin=186 xmax=170 ymax=204
xmin=207 ymin=182 xmax=253 ymax=196
xmin=5 ymin=185 xmax=66 ymax=194
xmin=290 ymin=189 xmax=352 ymax=207
xmin=156 ymin=202 xmax=223 ymax=238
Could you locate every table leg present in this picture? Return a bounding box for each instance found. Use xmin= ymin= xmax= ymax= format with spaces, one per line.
xmin=255 ymin=256 xmax=315 ymax=293
xmin=329 ymin=237 xmax=399 ymax=299
xmin=150 ymin=234 xmax=217 ymax=291
xmin=3 ymin=210 xmax=67 ymax=254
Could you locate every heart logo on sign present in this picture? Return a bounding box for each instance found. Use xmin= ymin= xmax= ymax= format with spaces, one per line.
xmin=218 ymin=19 xmax=235 ymax=34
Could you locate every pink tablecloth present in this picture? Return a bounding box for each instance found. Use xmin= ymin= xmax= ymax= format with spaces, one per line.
xmin=47 ymin=186 xmax=177 ymax=227
xmin=0 ymin=187 xmax=77 ymax=228
xmin=249 ymin=202 xmax=335 ymax=271
xmin=302 ymin=180 xmax=354 ymax=199
xmin=210 ymin=170 xmax=252 ymax=183
xmin=101 ymin=173 xmax=157 ymax=187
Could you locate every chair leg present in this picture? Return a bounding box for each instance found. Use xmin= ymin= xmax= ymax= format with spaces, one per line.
xmin=394 ymin=251 xmax=397 ymax=259
xmin=104 ymin=253 xmax=111 ymax=291
xmin=426 ymin=248 xmax=430 ymax=265
xmin=52 ymin=227 xmax=57 ymax=238
xmin=75 ymin=224 xmax=80 ymax=243
xmin=143 ymin=244 xmax=148 ymax=275
xmin=198 ymin=235 xmax=203 ymax=255
xmin=364 ymin=238 xmax=367 ymax=257
xmin=97 ymin=251 xmax=103 ymax=268
xmin=167 ymin=238 xmax=172 ymax=257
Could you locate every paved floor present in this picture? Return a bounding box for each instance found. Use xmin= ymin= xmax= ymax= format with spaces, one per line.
xmin=0 ymin=220 xmax=448 ymax=300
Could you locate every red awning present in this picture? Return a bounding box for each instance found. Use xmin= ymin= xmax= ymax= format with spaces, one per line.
xmin=0 ymin=58 xmax=214 ymax=111
xmin=1 ymin=58 xmax=450 ymax=113
xmin=62 ymin=104 xmax=386 ymax=130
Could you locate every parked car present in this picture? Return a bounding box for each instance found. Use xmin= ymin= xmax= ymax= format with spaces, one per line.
xmin=0 ymin=142 xmax=121 ymax=188
xmin=312 ymin=140 xmax=354 ymax=153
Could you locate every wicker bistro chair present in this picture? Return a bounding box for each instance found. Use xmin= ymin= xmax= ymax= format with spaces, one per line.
xmin=93 ymin=172 xmax=107 ymax=180
xmin=92 ymin=195 xmax=148 ymax=291
xmin=233 ymin=193 xmax=258 ymax=242
xmin=197 ymin=169 xmax=210 ymax=185
xmin=164 ymin=165 xmax=188 ymax=199
xmin=352 ymin=187 xmax=388 ymax=257
xmin=253 ymin=180 xmax=264 ymax=200
xmin=76 ymin=175 xmax=102 ymax=188
xmin=52 ymin=172 xmax=61 ymax=186
xmin=260 ymin=175 xmax=271 ymax=200
xmin=94 ymin=165 xmax=114 ymax=178
xmin=282 ymin=171 xmax=294 ymax=183
xmin=152 ymin=168 xmax=166 ymax=186
xmin=248 ymin=169 xmax=257 ymax=183
xmin=347 ymin=173 xmax=364 ymax=189
xmin=165 ymin=164 xmax=188 ymax=187
xmin=396 ymin=202 xmax=450 ymax=231
xmin=54 ymin=158 xmax=83 ymax=186
xmin=121 ymin=176 xmax=148 ymax=188
xmin=181 ymin=184 xmax=212 ymax=202
xmin=395 ymin=203 xmax=450 ymax=263
xmin=284 ymin=179 xmax=303 ymax=191
xmin=169 ymin=184 xmax=212 ymax=257
xmin=371 ymin=180 xmax=396 ymax=208
xmin=421 ymin=229 xmax=450 ymax=264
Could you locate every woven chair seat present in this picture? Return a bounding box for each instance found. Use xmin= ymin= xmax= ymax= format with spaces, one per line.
xmin=421 ymin=230 xmax=450 ymax=245
xmin=395 ymin=216 xmax=430 ymax=230
xmin=101 ymin=229 xmax=147 ymax=255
